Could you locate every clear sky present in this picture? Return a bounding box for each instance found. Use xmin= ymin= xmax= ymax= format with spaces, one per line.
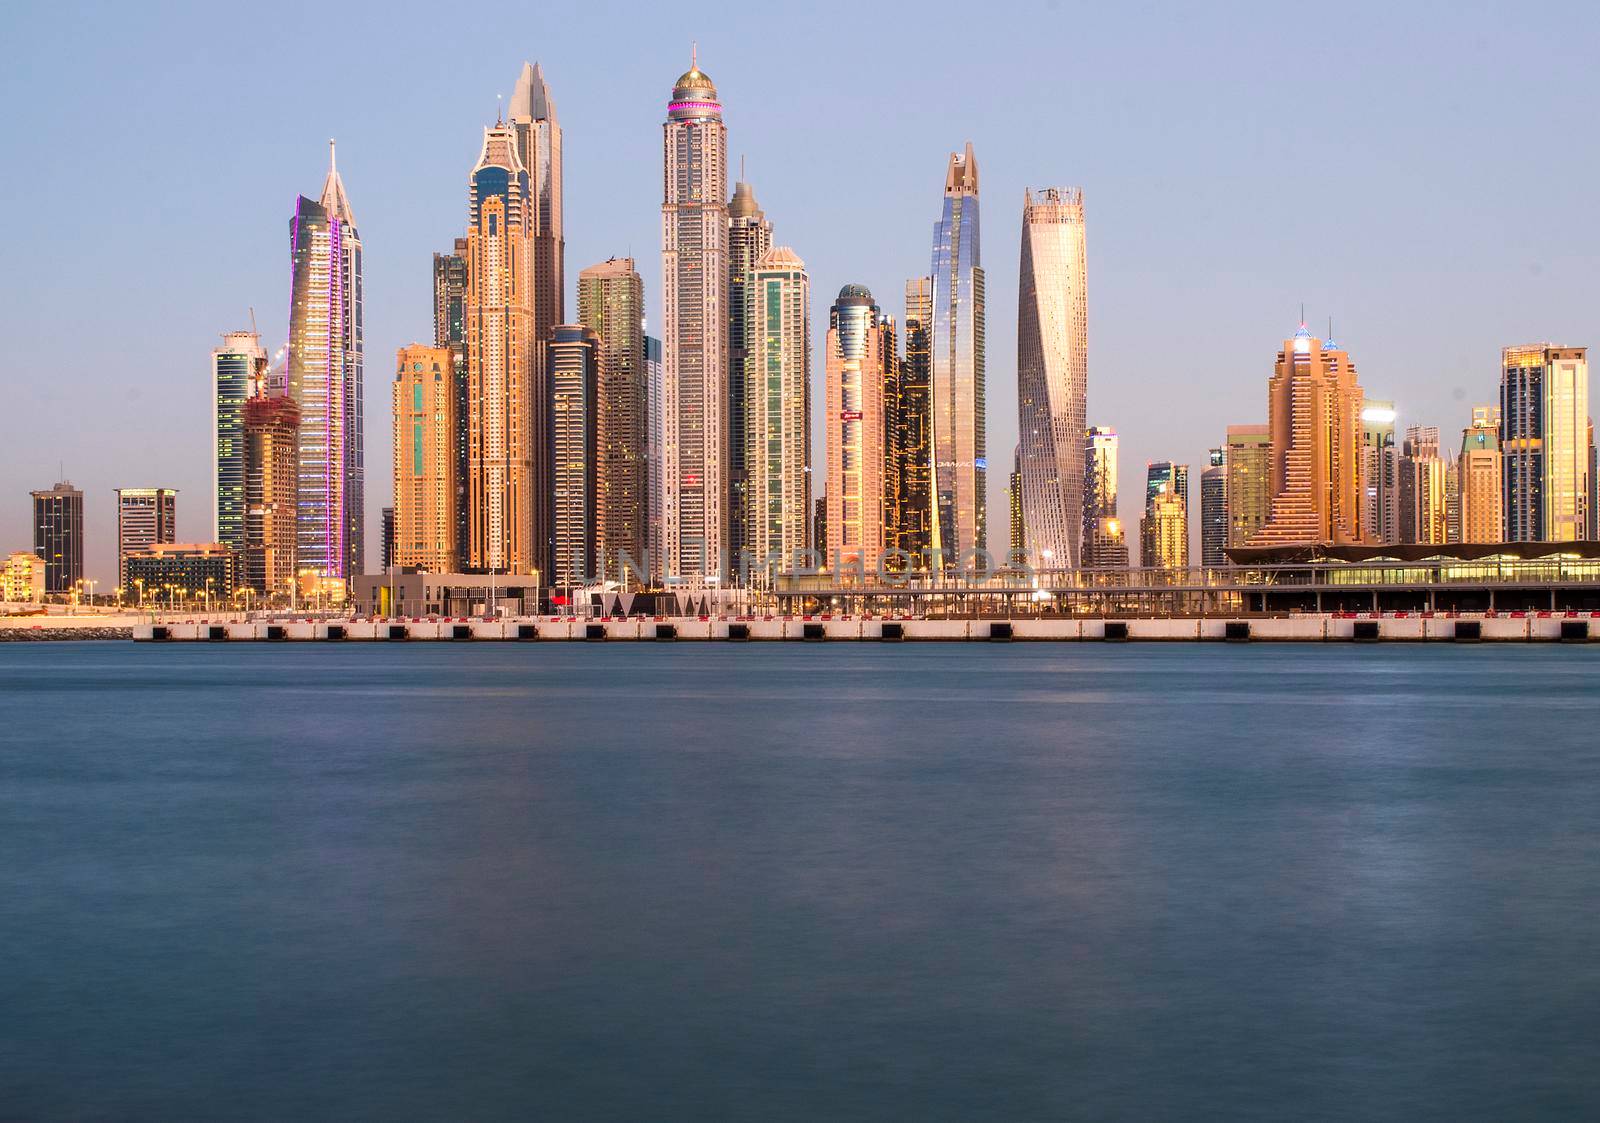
xmin=3 ymin=0 xmax=1596 ymax=584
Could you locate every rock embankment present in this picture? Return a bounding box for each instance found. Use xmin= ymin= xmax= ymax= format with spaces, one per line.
xmin=0 ymin=626 xmax=132 ymax=642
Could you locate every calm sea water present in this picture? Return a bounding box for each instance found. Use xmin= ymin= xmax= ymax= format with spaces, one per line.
xmin=3 ymin=642 xmax=1599 ymax=1120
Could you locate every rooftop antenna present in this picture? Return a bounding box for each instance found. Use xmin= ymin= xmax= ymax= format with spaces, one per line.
xmin=496 ymin=93 xmax=503 ymax=126
xmin=328 ymin=138 xmax=336 ymax=173
xmin=249 ymin=306 xmax=258 ymax=337
xmin=1299 ymin=301 xmax=1306 ymax=328
xmin=740 ymin=154 xmax=746 ymax=182
xmin=1327 ymin=315 xmax=1334 ymax=342
xmin=692 ymin=41 xmax=698 ymax=69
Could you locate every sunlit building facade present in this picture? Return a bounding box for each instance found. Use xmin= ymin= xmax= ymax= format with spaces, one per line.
xmin=2 ymin=551 xmax=45 ymax=604
xmin=549 ymin=325 xmax=599 ymax=586
xmin=1399 ymin=425 xmax=1448 ymax=545
xmin=287 ymin=143 xmax=363 ymax=582
xmin=727 ymin=176 xmax=773 ymax=558
xmin=578 ymin=258 xmax=646 ymax=581
xmin=661 ymin=54 xmax=730 ymax=580
xmin=645 ymin=335 xmax=663 ymax=581
xmin=1082 ymin=426 xmax=1127 ymax=568
xmin=1247 ymin=325 xmax=1363 ymax=546
xmin=1141 ymin=481 xmax=1187 ymax=573
xmin=1016 ymin=187 xmax=1087 ymax=570
xmin=1201 ymin=448 xmax=1227 ymax=567
xmin=244 ymin=394 xmax=299 ymax=594
xmin=1501 ymin=344 xmax=1589 ymax=542
xmin=930 ymin=142 xmax=986 ymax=565
xmin=1458 ymin=409 xmax=1503 ymax=545
xmin=893 ymin=277 xmax=935 ymax=565
xmin=465 ymin=121 xmax=536 ymax=574
xmin=392 ymin=345 xmax=457 ymax=573
xmin=213 ymin=331 xmax=266 ymax=557
xmin=432 ymin=238 xmax=470 ymax=559
xmin=827 ymin=283 xmax=894 ymax=572
xmin=748 ymin=250 xmax=812 ymax=574
xmin=116 ymin=488 xmax=177 ymax=591
xmin=1225 ymin=424 xmax=1271 ymax=548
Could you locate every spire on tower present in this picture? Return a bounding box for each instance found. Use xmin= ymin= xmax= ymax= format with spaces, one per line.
xmin=318 ymin=139 xmax=356 ymax=227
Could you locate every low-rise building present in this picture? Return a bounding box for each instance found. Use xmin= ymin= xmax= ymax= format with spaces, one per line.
xmin=123 ymin=543 xmax=236 ymax=606
xmin=2 ymin=550 xmax=46 ymax=603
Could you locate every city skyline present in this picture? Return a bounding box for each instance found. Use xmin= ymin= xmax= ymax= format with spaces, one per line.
xmin=5 ymin=4 xmax=1598 ymax=584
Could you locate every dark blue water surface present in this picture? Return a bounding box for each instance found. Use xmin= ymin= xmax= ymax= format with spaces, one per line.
xmin=3 ymin=642 xmax=1599 ymax=1120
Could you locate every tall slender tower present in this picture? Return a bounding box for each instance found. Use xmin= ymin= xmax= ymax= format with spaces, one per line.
xmin=1458 ymin=408 xmax=1504 ymax=545
xmin=746 ymin=250 xmax=812 ymax=575
xmin=577 ymin=258 xmax=646 ymax=581
xmin=548 ymin=325 xmax=600 ymax=587
xmin=465 ymin=122 xmax=536 ymax=573
xmin=116 ymin=488 xmax=178 ymax=590
xmin=727 ymin=175 xmax=773 ymax=559
xmin=1224 ymin=424 xmax=1271 ymax=548
xmin=1360 ymin=400 xmax=1399 ymax=544
xmin=508 ymin=62 xmax=562 ymax=573
xmin=1082 ymin=426 xmax=1128 ymax=568
xmin=1501 ymin=344 xmax=1589 ymax=542
xmin=1247 ymin=325 xmax=1364 ymax=546
xmin=1399 ymin=425 xmax=1448 ymax=544
xmin=661 ymin=51 xmax=730 ymax=581
xmin=287 ymin=142 xmax=363 ymax=581
xmin=896 ymin=278 xmax=935 ymax=565
xmin=930 ymin=143 xmax=986 ymax=565
xmin=244 ymin=396 xmax=299 ymax=594
xmin=1200 ymin=447 xmax=1227 ymax=567
xmin=1016 ymin=186 xmax=1087 ymax=570
xmin=825 ymin=285 xmax=893 ymax=573
xmin=213 ymin=330 xmax=267 ymax=555
xmin=392 ymin=345 xmax=457 ymax=572
xmin=433 ymin=239 xmax=470 ymax=564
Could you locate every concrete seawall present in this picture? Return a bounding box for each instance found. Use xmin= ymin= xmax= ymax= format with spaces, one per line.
xmin=129 ymin=612 xmax=1600 ymax=644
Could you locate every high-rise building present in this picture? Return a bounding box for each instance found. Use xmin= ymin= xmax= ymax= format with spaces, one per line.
xmin=243 ymin=394 xmax=300 ymax=594
xmin=213 ymin=331 xmax=266 ymax=556
xmin=1501 ymin=345 xmax=1589 ymax=542
xmin=578 ymin=258 xmax=647 ymax=582
xmin=813 ymin=496 xmax=827 ymax=564
xmin=1247 ymin=325 xmax=1364 ymax=546
xmin=748 ymin=250 xmax=812 ymax=575
xmin=727 ymin=176 xmax=773 ymax=559
xmin=393 ymin=345 xmax=457 ymax=573
xmin=827 ymin=283 xmax=897 ymax=573
xmin=645 ymin=335 xmax=664 ymax=582
xmin=1200 ymin=448 xmax=1227 ymax=568
xmin=549 ymin=324 xmax=600 ymax=587
xmin=1008 ymin=448 xmax=1025 ymax=558
xmin=1016 ymin=187 xmax=1087 ymax=570
xmin=1141 ymin=481 xmax=1187 ymax=573
xmin=1399 ymin=425 xmax=1448 ymax=544
xmin=508 ymin=62 xmax=562 ymax=575
xmin=661 ymin=52 xmax=730 ymax=581
xmin=1224 ymin=425 xmax=1271 ymax=549
xmin=1082 ymin=426 xmax=1127 ymax=568
xmin=287 ymin=142 xmax=363 ymax=582
xmin=465 ymin=120 xmax=536 ymax=575
xmin=31 ymin=481 xmax=83 ymax=595
xmin=381 ymin=507 xmax=395 ymax=571
xmin=930 ymin=143 xmax=986 ymax=565
xmin=116 ymin=488 xmax=177 ymax=590
xmin=433 ymin=238 xmax=470 ymax=560
xmin=893 ymin=277 xmax=935 ymax=566
xmin=1590 ymin=419 xmax=1598 ymax=540
xmin=1145 ymin=461 xmax=1189 ymax=512
xmin=1458 ymin=408 xmax=1503 ymax=545
xmin=1360 ymin=400 xmax=1399 ymax=545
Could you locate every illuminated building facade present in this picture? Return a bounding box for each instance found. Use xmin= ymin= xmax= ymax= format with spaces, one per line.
xmin=578 ymin=258 xmax=646 ymax=581
xmin=213 ymin=331 xmax=266 ymax=556
xmin=1458 ymin=408 xmax=1503 ymax=545
xmin=2 ymin=551 xmax=45 ymax=603
xmin=287 ymin=143 xmax=363 ymax=582
xmin=748 ymin=250 xmax=812 ymax=573
xmin=1360 ymin=400 xmax=1399 ymax=545
xmin=1141 ymin=481 xmax=1188 ymax=573
xmin=930 ymin=142 xmax=986 ymax=564
xmin=116 ymin=488 xmax=177 ymax=591
xmin=1501 ymin=344 xmax=1589 ymax=542
xmin=661 ymin=53 xmax=730 ymax=580
xmin=1082 ymin=426 xmax=1127 ymax=568
xmin=645 ymin=335 xmax=663 ymax=581
xmin=1399 ymin=425 xmax=1448 ymax=545
xmin=1225 ymin=424 xmax=1271 ymax=548
xmin=1247 ymin=325 xmax=1363 ymax=546
xmin=244 ymin=394 xmax=300 ymax=594
xmin=1201 ymin=447 xmax=1227 ymax=567
xmin=827 ymin=283 xmax=894 ymax=571
xmin=31 ymin=480 xmax=83 ymax=595
xmin=1016 ymin=187 xmax=1087 ymax=570
xmin=727 ymin=176 xmax=773 ymax=558
xmin=549 ymin=325 xmax=599 ymax=586
xmin=392 ymin=345 xmax=457 ymax=572
xmin=433 ymin=238 xmax=470 ymax=558
xmin=893 ymin=277 xmax=934 ymax=565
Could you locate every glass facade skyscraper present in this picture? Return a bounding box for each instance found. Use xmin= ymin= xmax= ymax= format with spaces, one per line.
xmin=1082 ymin=426 xmax=1128 ymax=568
xmin=116 ymin=488 xmax=177 ymax=591
xmin=1501 ymin=344 xmax=1589 ymax=542
xmin=1200 ymin=448 xmax=1227 ymax=567
xmin=894 ymin=278 xmax=935 ymax=566
xmin=727 ymin=177 xmax=773 ymax=560
xmin=746 ymin=250 xmax=811 ymax=575
xmin=287 ymin=143 xmax=363 ymax=582
xmin=433 ymin=239 xmax=469 ymax=562
xmin=929 ymin=143 xmax=986 ymax=566
xmin=826 ymin=284 xmax=895 ymax=573
xmin=31 ymin=481 xmax=83 ymax=595
xmin=1016 ymin=187 xmax=1087 ymax=570
xmin=548 ymin=324 xmax=599 ymax=587
xmin=213 ymin=330 xmax=265 ymax=557
xmin=578 ymin=258 xmax=646 ymax=582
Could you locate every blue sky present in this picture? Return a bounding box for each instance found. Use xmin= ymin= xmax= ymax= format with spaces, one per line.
xmin=3 ymin=0 xmax=1596 ymax=583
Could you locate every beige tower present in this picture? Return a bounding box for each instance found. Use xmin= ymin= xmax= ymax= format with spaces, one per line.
xmin=1224 ymin=425 xmax=1271 ymax=548
xmin=578 ymin=258 xmax=646 ymax=582
xmin=1458 ymin=407 xmax=1504 ymax=544
xmin=825 ymin=285 xmax=893 ymax=573
xmin=1247 ymin=325 xmax=1364 ymax=546
xmin=466 ymin=123 xmax=536 ymax=574
xmin=392 ymin=345 xmax=457 ymax=572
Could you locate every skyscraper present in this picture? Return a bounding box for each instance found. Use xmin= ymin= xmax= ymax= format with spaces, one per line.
xmin=243 ymin=394 xmax=299 ymax=594
xmin=747 ymin=250 xmax=812 ymax=575
xmin=1247 ymin=325 xmax=1364 ymax=546
xmin=1200 ymin=448 xmax=1227 ymax=568
xmin=1141 ymin=481 xmax=1187 ymax=573
xmin=1082 ymin=426 xmax=1128 ymax=568
xmin=1145 ymin=461 xmax=1189 ymax=512
xmin=116 ymin=488 xmax=177 ymax=590
xmin=1399 ymin=425 xmax=1447 ymax=544
xmin=1224 ymin=425 xmax=1271 ymax=549
xmin=508 ymin=61 xmax=562 ymax=574
xmin=930 ymin=143 xmax=986 ymax=565
xmin=392 ymin=345 xmax=457 ymax=573
xmin=894 ymin=278 xmax=935 ymax=566
xmin=1501 ymin=345 xmax=1589 ymax=542
xmin=1008 ymin=447 xmax=1024 ymax=557
xmin=548 ymin=325 xmax=599 ymax=587
xmin=1360 ymin=400 xmax=1399 ymax=545
xmin=287 ymin=142 xmax=363 ymax=582
xmin=727 ymin=176 xmax=773 ymax=559
xmin=31 ymin=481 xmax=83 ymax=595
xmin=1458 ymin=407 xmax=1503 ymax=545
xmin=1016 ymin=186 xmax=1087 ymax=570
xmin=645 ymin=335 xmax=664 ymax=582
xmin=578 ymin=258 xmax=646 ymax=581
xmin=465 ymin=120 xmax=536 ymax=574
xmin=433 ymin=239 xmax=470 ymax=561
xmin=827 ymin=283 xmax=896 ymax=573
xmin=661 ymin=52 xmax=730 ymax=581
xmin=212 ymin=330 xmax=265 ymax=556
